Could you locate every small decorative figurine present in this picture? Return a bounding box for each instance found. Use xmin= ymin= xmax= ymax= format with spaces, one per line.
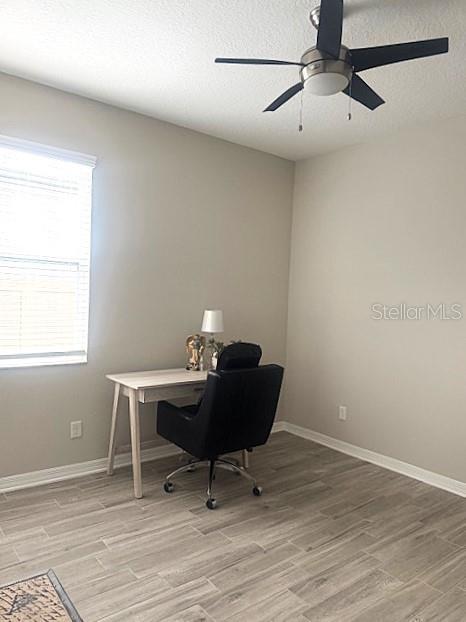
xmin=186 ymin=334 xmax=206 ymax=371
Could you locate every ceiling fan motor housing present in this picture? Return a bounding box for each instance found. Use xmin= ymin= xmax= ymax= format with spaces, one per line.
xmin=300 ymin=46 xmax=352 ymax=95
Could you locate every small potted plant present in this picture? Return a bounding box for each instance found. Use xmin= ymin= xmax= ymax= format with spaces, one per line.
xmin=208 ymin=339 xmax=224 ymax=369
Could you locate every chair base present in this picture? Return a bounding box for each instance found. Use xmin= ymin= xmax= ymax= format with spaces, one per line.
xmin=163 ymin=457 xmax=262 ymax=509
xmin=179 ymin=452 xmax=244 ymax=470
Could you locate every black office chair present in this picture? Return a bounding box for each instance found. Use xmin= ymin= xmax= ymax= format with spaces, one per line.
xmin=157 ymin=351 xmax=284 ymax=509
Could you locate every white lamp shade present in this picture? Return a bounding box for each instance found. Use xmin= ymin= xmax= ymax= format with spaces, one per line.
xmin=202 ymin=309 xmax=224 ymax=334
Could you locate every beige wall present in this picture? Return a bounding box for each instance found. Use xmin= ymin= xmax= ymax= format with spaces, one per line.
xmin=0 ymin=73 xmax=294 ymax=477
xmin=284 ymin=115 xmax=466 ymax=483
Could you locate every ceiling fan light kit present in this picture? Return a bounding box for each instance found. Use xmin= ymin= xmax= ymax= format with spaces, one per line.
xmin=300 ymin=46 xmax=351 ymax=96
xmin=215 ymin=0 xmax=449 ymax=115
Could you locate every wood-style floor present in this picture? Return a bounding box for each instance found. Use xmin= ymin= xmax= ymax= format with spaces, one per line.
xmin=0 ymin=432 xmax=465 ymax=621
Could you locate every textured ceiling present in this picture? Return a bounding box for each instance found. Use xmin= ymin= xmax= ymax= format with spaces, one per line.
xmin=0 ymin=0 xmax=464 ymax=160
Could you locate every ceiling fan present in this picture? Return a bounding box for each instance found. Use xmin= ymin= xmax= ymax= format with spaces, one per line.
xmin=215 ymin=0 xmax=449 ymax=112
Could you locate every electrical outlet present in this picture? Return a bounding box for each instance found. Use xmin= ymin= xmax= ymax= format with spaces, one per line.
xmin=70 ymin=420 xmax=83 ymax=439
xmin=338 ymin=406 xmax=347 ymax=421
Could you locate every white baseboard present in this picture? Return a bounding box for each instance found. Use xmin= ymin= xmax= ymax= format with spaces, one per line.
xmin=1 ymin=421 xmax=464 ymax=497
xmin=272 ymin=421 xmax=287 ymax=433
xmin=275 ymin=421 xmax=466 ymax=498
xmin=0 ymin=444 xmax=182 ymax=494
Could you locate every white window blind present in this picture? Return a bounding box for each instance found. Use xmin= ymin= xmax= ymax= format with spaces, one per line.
xmin=0 ymin=136 xmax=96 ymax=368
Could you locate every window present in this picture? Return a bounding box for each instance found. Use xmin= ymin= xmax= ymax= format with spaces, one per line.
xmin=0 ymin=136 xmax=96 ymax=368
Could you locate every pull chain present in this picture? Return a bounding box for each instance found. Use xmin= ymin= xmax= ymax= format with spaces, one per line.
xmin=299 ymin=88 xmax=304 ymax=132
xmin=347 ymin=72 xmax=353 ymax=121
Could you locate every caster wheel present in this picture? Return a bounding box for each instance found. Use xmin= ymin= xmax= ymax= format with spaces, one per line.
xmin=252 ymin=486 xmax=263 ymax=497
xmin=206 ymin=498 xmax=217 ymax=510
xmin=163 ymin=481 xmax=174 ymax=493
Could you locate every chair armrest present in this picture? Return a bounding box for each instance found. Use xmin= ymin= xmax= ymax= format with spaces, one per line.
xmin=157 ymin=400 xmax=201 ymax=457
xmin=158 ymin=400 xmax=196 ymax=422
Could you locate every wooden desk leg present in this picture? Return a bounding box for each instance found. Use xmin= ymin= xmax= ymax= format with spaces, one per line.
xmin=129 ymin=389 xmax=143 ymax=499
xmin=242 ymin=449 xmax=249 ymax=469
xmin=107 ymin=383 xmax=121 ymax=475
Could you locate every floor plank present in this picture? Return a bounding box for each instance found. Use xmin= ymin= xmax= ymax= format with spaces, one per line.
xmin=417 ymin=587 xmax=466 ymax=621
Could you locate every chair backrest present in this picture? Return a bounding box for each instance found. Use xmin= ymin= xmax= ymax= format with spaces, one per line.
xmin=216 ymin=342 xmax=262 ymax=371
xmin=195 ymin=364 xmax=284 ymax=458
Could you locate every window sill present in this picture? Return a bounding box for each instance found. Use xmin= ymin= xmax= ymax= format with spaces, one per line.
xmin=0 ymin=354 xmax=87 ymax=369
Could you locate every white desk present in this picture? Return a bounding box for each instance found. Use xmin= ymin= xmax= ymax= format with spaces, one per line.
xmin=106 ymin=368 xmax=207 ymax=498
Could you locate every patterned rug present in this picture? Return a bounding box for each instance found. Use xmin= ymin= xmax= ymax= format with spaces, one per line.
xmin=0 ymin=570 xmax=82 ymax=621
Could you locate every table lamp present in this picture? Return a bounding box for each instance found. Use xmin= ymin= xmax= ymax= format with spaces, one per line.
xmin=201 ymin=309 xmax=224 ymax=368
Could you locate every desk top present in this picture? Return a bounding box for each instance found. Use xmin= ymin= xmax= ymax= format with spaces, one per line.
xmin=106 ymin=368 xmax=208 ymax=390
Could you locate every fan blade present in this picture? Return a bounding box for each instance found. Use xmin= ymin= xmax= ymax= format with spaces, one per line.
xmin=343 ymin=74 xmax=385 ymax=110
xmin=317 ymin=0 xmax=344 ymax=59
xmin=215 ymin=57 xmax=304 ymax=66
xmin=350 ymin=38 xmax=449 ymax=72
xmin=264 ymin=82 xmax=304 ymax=112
